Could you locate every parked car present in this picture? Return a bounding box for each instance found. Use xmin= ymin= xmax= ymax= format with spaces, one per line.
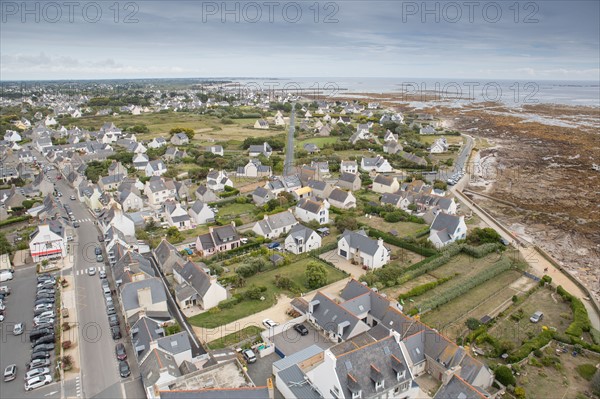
xmin=27 ymin=358 xmax=50 ymax=370
xmin=32 ymin=343 xmax=55 ymax=353
xmin=115 ymin=343 xmax=127 ymax=361
xmin=108 ymin=314 xmax=119 ymax=327
xmin=35 ymin=310 xmax=55 ymax=320
xmin=13 ymin=322 xmax=25 ymax=335
xmin=73 ymin=221 xmax=80 ymax=228
xmin=106 ymin=305 xmax=116 ymax=316
xmin=99 ymin=270 xmax=107 ymax=279
xmin=35 ymin=303 xmax=53 ymax=311
xmin=32 ymin=335 xmax=55 ymax=348
xmin=267 ymin=242 xmax=280 ymax=249
xmin=111 ymin=326 xmax=121 ymax=340
xmin=3 ymin=364 xmax=17 ymax=382
xmin=0 ymin=285 xmax=11 ymax=295
xmin=70 ymin=195 xmax=76 ymax=200
xmin=95 ymin=247 xmax=102 ymax=255
xmin=24 ymin=374 xmax=52 ymax=391
xmin=119 ymin=361 xmax=131 ymax=378
xmin=242 ymin=349 xmax=256 ymax=364
xmin=530 ymin=311 xmax=544 ymax=323
xmin=29 ymin=328 xmax=53 ymax=342
xmin=30 ymin=351 xmax=51 ymax=361
xmin=34 ymin=308 xmax=55 ymax=317
xmin=0 ymin=270 xmax=13 ymax=282
xmin=33 ymin=317 xmax=54 ymax=327
xmin=96 ymin=254 xmax=104 ymax=262
xmin=34 ymin=298 xmax=55 ymax=306
xmin=262 ymin=319 xmax=278 ymax=329
xmin=24 ymin=367 xmax=50 ymax=381
xmin=500 ymin=238 xmax=510 ymax=246
xmin=293 ymin=323 xmax=309 ymax=336
xmin=87 ymin=267 xmax=96 ymax=276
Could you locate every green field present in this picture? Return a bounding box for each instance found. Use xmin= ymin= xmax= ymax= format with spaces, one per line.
xmin=206 ymin=326 xmax=263 ymax=350
xmin=297 ymin=137 xmax=338 ymax=148
xmin=188 ymin=258 xmax=347 ymax=328
xmin=357 ymin=216 xmax=427 ymax=237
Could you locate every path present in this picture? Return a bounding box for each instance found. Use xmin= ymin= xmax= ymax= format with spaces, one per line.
xmin=193 ymin=277 xmax=353 ymax=344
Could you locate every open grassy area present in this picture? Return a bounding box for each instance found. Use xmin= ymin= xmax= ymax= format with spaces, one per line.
xmin=357 ymin=216 xmax=427 ymax=237
xmin=216 ymin=202 xmax=257 ymax=224
xmin=188 ymin=258 xmax=347 ymax=328
xmin=516 ymin=341 xmax=600 ymax=399
xmin=297 ymin=136 xmax=338 ymax=148
xmin=421 ymin=270 xmax=525 ymax=338
xmin=419 ymin=135 xmax=465 ymax=146
xmin=488 ymin=288 xmax=573 ymax=346
xmin=206 ymin=325 xmax=263 ymax=350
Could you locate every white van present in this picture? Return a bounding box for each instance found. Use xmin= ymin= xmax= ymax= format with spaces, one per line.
xmin=0 ymin=271 xmax=13 ymax=282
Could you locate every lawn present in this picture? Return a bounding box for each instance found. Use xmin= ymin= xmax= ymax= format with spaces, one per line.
xmin=488 ymin=287 xmax=573 ymax=346
xmin=206 ymin=325 xmax=263 ymax=350
xmin=357 ymin=216 xmax=427 ymax=237
xmin=516 ymin=341 xmax=600 ymax=399
xmin=216 ymin=202 xmax=257 ymax=224
xmin=188 ymin=257 xmax=347 ymax=328
xmin=297 ymin=136 xmax=338 ymax=148
xmin=420 ymin=270 xmax=524 ymax=338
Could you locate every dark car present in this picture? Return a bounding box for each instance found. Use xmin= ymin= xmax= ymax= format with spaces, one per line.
xmin=111 ymin=326 xmax=121 ymax=340
xmin=32 ymin=343 xmax=55 ymax=353
xmin=108 ymin=314 xmax=119 ymax=327
xmin=30 ymin=351 xmax=51 ymax=361
xmin=115 ymin=343 xmax=127 ymax=361
xmin=500 ymin=238 xmax=510 ymax=246
xmin=34 ymin=298 xmax=55 ymax=307
xmin=95 ymin=247 xmax=102 ymax=255
xmin=29 ymin=328 xmax=53 ymax=342
xmin=293 ymin=323 xmax=309 ymax=336
xmin=32 ymin=335 xmax=55 ymax=348
xmin=36 ymin=294 xmax=55 ymax=301
xmin=119 ymin=361 xmax=130 ymax=378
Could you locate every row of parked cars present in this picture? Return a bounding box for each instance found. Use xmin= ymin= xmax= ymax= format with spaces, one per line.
xmin=446 ymin=170 xmax=465 ymax=185
xmin=3 ymin=273 xmax=57 ymax=391
xmin=101 ymin=268 xmax=130 ymax=378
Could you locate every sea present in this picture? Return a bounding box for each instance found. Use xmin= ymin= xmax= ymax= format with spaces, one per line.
xmin=228 ymin=77 xmax=600 ymax=108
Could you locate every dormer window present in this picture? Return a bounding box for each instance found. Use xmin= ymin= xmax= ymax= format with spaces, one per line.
xmin=397 ymin=370 xmax=406 ymax=381
xmin=375 ymin=380 xmax=384 ymax=391
xmin=352 ymin=391 xmax=362 ymax=399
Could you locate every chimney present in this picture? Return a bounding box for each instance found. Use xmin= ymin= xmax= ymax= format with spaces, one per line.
xmin=377 ymin=238 xmax=384 ymax=247
xmin=137 ymin=286 xmax=152 ymax=308
xmin=308 ymin=299 xmax=320 ymax=314
xmin=267 ymin=378 xmax=274 ymax=399
xmin=231 ymin=220 xmax=236 ymax=228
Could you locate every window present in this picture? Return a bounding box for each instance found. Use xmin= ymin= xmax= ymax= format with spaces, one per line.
xmin=352 ymin=390 xmax=362 ymax=399
xmin=375 ymin=380 xmax=384 ymax=390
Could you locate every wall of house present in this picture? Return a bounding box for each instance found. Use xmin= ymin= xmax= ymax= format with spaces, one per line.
xmin=305 ymin=351 xmax=342 ymax=399
xmin=202 ymin=283 xmax=227 ymax=310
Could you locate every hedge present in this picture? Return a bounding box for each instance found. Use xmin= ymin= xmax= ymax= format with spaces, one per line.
xmin=368 ymin=229 xmax=437 ymax=257
xmin=557 ymin=286 xmax=592 ymax=337
xmin=398 ymin=276 xmax=454 ymax=301
xmin=417 ymin=257 xmax=514 ymax=312
xmin=507 ymin=330 xmax=554 ymax=363
xmin=0 ymin=215 xmax=31 ymax=227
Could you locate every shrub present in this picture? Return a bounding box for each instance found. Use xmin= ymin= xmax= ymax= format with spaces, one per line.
xmin=533 ymin=349 xmax=543 ymax=358
xmin=62 ymin=341 xmax=72 ymax=349
xmin=514 ymin=386 xmax=527 ymax=399
xmin=466 ymin=318 xmax=482 ymax=331
xmin=495 ymin=365 xmax=516 ymax=387
xmin=398 ymin=276 xmax=453 ymax=301
xmin=575 ymin=364 xmax=597 ymax=381
xmin=244 ymin=285 xmax=267 ymax=300
xmin=557 ymin=286 xmax=592 ymax=337
xmin=62 ymin=322 xmax=71 ymax=331
xmin=507 ymin=330 xmax=554 ymax=363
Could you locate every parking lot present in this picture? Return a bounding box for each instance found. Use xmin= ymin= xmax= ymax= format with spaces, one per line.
xmin=271 ymin=323 xmax=332 ymax=356
xmin=0 ymin=265 xmax=60 ymax=397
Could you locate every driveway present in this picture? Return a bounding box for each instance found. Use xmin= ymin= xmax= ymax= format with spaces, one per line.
xmin=246 ymin=352 xmax=280 ymax=387
xmin=271 ymin=323 xmax=332 ymax=356
xmin=319 ymin=250 xmax=367 ymax=278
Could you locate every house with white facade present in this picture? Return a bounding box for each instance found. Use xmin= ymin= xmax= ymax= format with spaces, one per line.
xmin=294 ymin=198 xmax=329 ymax=225
xmin=206 ymin=170 xmax=233 ymax=192
xmin=361 ymin=156 xmax=393 ymax=173
xmin=29 ymin=222 xmax=67 ymax=262
xmin=372 ymin=174 xmax=400 ymax=194
xmin=327 ymin=188 xmax=357 ymax=209
xmin=284 ymin=224 xmax=322 ymax=255
xmin=145 ymin=160 xmax=168 ymax=177
xmin=164 ymin=202 xmax=192 ymax=230
xmin=337 ymin=229 xmax=390 ymax=269
xmin=252 ymin=210 xmax=298 ymax=239
xmin=188 ymin=200 xmax=215 ymax=225
xmin=340 ymin=160 xmax=358 ymax=174
xmin=173 ymin=261 xmax=227 ymax=311
xmin=430 ymin=137 xmax=449 ymax=153
xmin=144 ymin=177 xmax=177 ymax=207
xmin=428 ymin=213 xmax=467 ymax=248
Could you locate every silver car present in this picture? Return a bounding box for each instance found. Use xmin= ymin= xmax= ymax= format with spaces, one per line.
xmin=13 ymin=322 xmax=25 ymax=335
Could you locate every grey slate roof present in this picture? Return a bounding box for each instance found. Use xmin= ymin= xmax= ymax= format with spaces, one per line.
xmin=121 ymin=278 xmax=167 ymax=312
xmin=296 ymin=198 xmax=323 ymax=214
xmin=287 ymin=224 xmax=317 ymax=243
xmin=140 ymin=348 xmax=181 ymax=387
xmin=431 ymin=212 xmax=461 ymax=235
xmin=180 ymin=261 xmax=212 ymax=297
xmin=256 ymin=210 xmax=297 ymax=234
xmin=334 ymin=335 xmax=411 ymax=399
xmin=131 ymin=316 xmax=164 ymax=361
xmin=309 ymin=292 xmax=364 ymax=341
xmin=273 ymin=345 xmax=324 ymax=372
xmin=278 ymin=364 xmax=323 ymax=399
xmin=340 ymin=229 xmax=381 ymax=256
xmin=339 ymin=279 xmax=371 ymax=301
xmin=380 ymin=193 xmax=402 ymax=206
xmin=159 ymin=387 xmax=270 ymax=399
xmin=328 ymin=188 xmax=350 ymax=203
xmin=157 ymin=331 xmax=192 ymax=356
xmin=434 ymin=375 xmax=485 ymax=399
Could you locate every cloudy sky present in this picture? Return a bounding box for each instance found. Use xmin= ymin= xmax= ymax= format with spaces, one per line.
xmin=1 ymin=0 xmax=598 ymax=80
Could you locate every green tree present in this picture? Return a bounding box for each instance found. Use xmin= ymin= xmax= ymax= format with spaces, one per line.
xmin=467 ymin=227 xmax=502 ymax=245
xmin=0 ymin=233 xmax=12 ymax=255
xmin=169 ymin=127 xmax=195 ymax=140
xmin=305 ymin=262 xmax=328 ymax=289
xmin=166 ymin=227 xmax=184 ymax=244
xmin=494 ymin=365 xmax=516 ymax=387
xmin=334 ymin=214 xmax=358 ymax=232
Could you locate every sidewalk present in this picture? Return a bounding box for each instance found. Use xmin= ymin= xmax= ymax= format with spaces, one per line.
xmin=60 ymin=275 xmax=82 ymax=383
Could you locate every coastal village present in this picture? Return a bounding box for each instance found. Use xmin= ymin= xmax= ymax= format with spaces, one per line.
xmin=1 ymin=82 xmax=599 ymax=399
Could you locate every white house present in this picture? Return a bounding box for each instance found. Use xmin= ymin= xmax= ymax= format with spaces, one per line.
xmin=430 ymin=137 xmax=449 ymax=153
xmin=133 ymin=153 xmax=150 ymax=171
xmin=173 ymin=261 xmax=227 ymax=311
xmin=4 ymin=130 xmax=22 ymax=142
xmin=170 ymin=133 xmax=190 ymax=145
xmin=294 ymin=198 xmax=329 ymax=225
xmin=284 ymin=224 xmax=322 ymax=255
xmin=145 ymin=160 xmax=168 ymax=177
xmin=361 ymin=156 xmax=393 ymax=173
xmin=206 ymin=170 xmax=233 ymax=192
xmin=337 ymin=229 xmax=390 ymax=269
xmin=248 ymin=142 xmax=272 ymax=158
xmin=188 ymin=200 xmax=215 ymax=225
xmin=420 ymin=125 xmax=437 ymax=134
xmin=254 ymin=119 xmax=269 ymax=129
xmin=206 ymin=145 xmax=224 ymax=156
xmin=372 ymin=174 xmax=400 ymax=194
xmin=252 ymin=210 xmax=298 ymax=239
xmin=327 ymin=188 xmax=357 ymax=210
xmin=144 ymin=177 xmax=177 ymax=207
xmin=236 ymin=159 xmax=271 ymax=178
xmin=428 ymin=213 xmax=467 ymax=248
xmin=340 ymin=160 xmax=358 ymax=174
xmin=148 ymin=137 xmax=167 ymax=149
xmin=165 ymin=202 xmax=192 ymax=230
xmin=30 ymin=222 xmax=67 ymax=262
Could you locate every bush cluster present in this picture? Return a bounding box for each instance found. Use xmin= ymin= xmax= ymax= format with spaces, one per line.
xmin=557 ymin=286 xmax=592 ymax=337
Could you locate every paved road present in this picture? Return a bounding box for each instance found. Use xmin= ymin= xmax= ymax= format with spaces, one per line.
xmin=422 ymin=134 xmax=474 ymax=183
